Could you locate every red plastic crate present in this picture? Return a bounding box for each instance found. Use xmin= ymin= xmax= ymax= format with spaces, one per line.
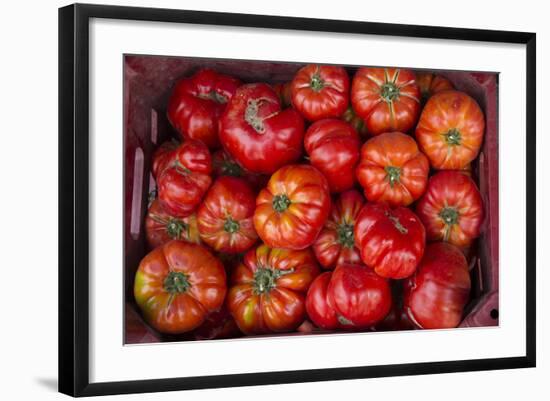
xmin=123 ymin=55 xmax=499 ymax=343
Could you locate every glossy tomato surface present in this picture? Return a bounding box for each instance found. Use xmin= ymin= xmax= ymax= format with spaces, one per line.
xmin=167 ymin=69 xmax=241 ymax=149
xmin=351 ymin=67 xmax=421 ymax=135
xmin=211 ymin=149 xmax=267 ymax=191
xmin=254 ymin=164 xmax=331 ymax=250
xmin=304 ymin=119 xmax=360 ymax=193
xmin=354 ymin=202 xmax=426 ymax=279
xmin=145 ymin=199 xmax=201 ymax=249
xmin=197 ymin=176 xmax=258 ymax=253
xmin=157 ymin=140 xmax=212 ymax=217
xmin=356 ymin=131 xmax=429 ymax=207
xmin=134 ymin=241 xmax=227 ymax=334
xmin=415 ymin=72 xmax=454 ymax=103
xmin=327 ymin=264 xmax=392 ymax=328
xmin=404 ymin=242 xmax=471 ymax=329
xmin=342 ymin=106 xmax=369 ymax=139
xmin=273 ymin=81 xmax=292 ymax=108
xmin=151 ymin=139 xmax=179 ymax=179
xmin=227 ymin=245 xmax=320 ymax=334
xmin=290 ymin=64 xmax=349 ymax=121
xmin=313 ymin=190 xmax=364 ymax=269
xmin=415 ymin=90 xmax=485 ymax=170
xmin=306 ymin=272 xmax=342 ymax=330
xmin=219 ymin=83 xmax=305 ymax=174
xmin=416 ymin=170 xmax=484 ymax=247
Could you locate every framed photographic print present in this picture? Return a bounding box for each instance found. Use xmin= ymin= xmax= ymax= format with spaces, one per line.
xmin=58 ymin=3 xmax=536 ymax=397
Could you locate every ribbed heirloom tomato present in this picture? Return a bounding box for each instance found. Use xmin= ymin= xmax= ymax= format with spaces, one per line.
xmin=227 ymin=245 xmax=320 ymax=334
xmin=145 ymin=199 xmax=201 ymax=249
xmin=356 ymin=132 xmax=429 ymax=207
xmin=254 ymin=164 xmax=331 ymax=250
xmin=415 ymin=72 xmax=454 ymax=103
xmin=151 ymin=139 xmax=179 ymax=179
xmin=351 ymin=67 xmax=421 ymax=135
xmin=197 ymin=176 xmax=258 ymax=254
xmin=306 ymin=272 xmax=352 ymax=330
xmin=167 ymin=69 xmax=241 ymax=149
xmin=404 ymin=242 xmax=471 ymax=329
xmin=354 ymin=202 xmax=426 ymax=279
xmin=290 ymin=64 xmax=350 ymax=121
xmin=219 ymin=83 xmax=305 ymax=174
xmin=415 ymin=90 xmax=485 ymax=170
xmin=313 ymin=190 xmax=364 ymax=269
xmin=134 ymin=241 xmax=227 ymax=334
xmin=416 ymin=171 xmax=484 ymax=247
xmin=157 ymin=140 xmax=212 ymax=217
xmin=304 ymin=119 xmax=360 ymax=193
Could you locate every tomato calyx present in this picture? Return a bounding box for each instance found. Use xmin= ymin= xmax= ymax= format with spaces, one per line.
xmin=439 ymin=206 xmax=459 ymax=241
xmin=166 ymin=218 xmax=189 ymax=239
xmin=197 ymin=89 xmax=228 ymax=104
xmin=337 ymin=314 xmax=353 ymax=326
xmin=174 ymin=160 xmax=192 ymax=175
xmin=310 ymin=72 xmax=325 ymax=92
xmin=380 ymin=82 xmax=400 ymax=103
xmin=253 ymin=267 xmax=294 ymax=294
xmin=244 ymin=98 xmax=279 ymax=134
xmin=272 ymin=194 xmax=291 ymax=213
xmin=337 ymin=223 xmax=355 ymax=248
xmin=217 ymin=160 xmax=243 ymax=177
xmin=444 ymin=128 xmax=462 ymax=146
xmin=385 ymin=211 xmax=408 ymax=234
xmin=223 ymin=216 xmax=240 ymax=233
xmin=384 ymin=166 xmax=402 ymax=187
xmin=163 ymin=271 xmax=191 ymax=294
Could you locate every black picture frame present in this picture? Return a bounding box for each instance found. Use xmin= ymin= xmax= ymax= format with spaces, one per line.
xmin=59 ymin=3 xmax=536 ymax=397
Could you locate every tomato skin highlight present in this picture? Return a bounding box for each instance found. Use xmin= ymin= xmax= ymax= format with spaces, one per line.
xmin=167 ymin=69 xmax=241 ymax=149
xmin=227 ymin=245 xmax=320 ymax=335
xmin=219 ymin=83 xmax=305 ymax=174
xmin=415 ymin=90 xmax=485 ymax=170
xmin=290 ymin=64 xmax=350 ymax=121
xmin=356 ymin=131 xmax=429 ymax=207
xmin=253 ymin=164 xmax=331 ymax=250
xmin=304 ymin=119 xmax=361 ymax=193
xmin=354 ymin=202 xmax=426 ymax=279
xmin=404 ymin=242 xmax=471 ymax=329
xmin=134 ymin=241 xmax=227 ymax=335
xmin=351 ymin=67 xmax=421 ymax=135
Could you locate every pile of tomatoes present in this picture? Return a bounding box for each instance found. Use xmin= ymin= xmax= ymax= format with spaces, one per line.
xmin=133 ymin=65 xmax=486 ymax=340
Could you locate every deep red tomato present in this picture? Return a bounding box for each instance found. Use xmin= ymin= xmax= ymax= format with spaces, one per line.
xmin=342 ymin=106 xmax=369 ymax=139
xmin=304 ymin=119 xmax=360 ymax=193
xmin=327 ymin=264 xmax=392 ymax=328
xmin=254 ymin=164 xmax=331 ymax=250
xmin=227 ymin=245 xmax=320 ymax=334
xmin=313 ymin=190 xmax=364 ymax=269
xmin=404 ymin=242 xmax=471 ymax=329
xmin=356 ymin=132 xmax=429 ymax=207
xmin=290 ymin=64 xmax=350 ymax=121
xmin=197 ymin=176 xmax=258 ymax=254
xmin=134 ymin=241 xmax=226 ymax=334
xmin=211 ymin=149 xmax=268 ymax=191
xmin=375 ymin=281 xmax=414 ymax=331
xmin=167 ymin=69 xmax=241 ymax=149
xmin=273 ymin=81 xmax=292 ymax=108
xmin=415 ymin=72 xmax=454 ymax=102
xmin=145 ymin=199 xmax=201 ymax=249
xmin=219 ymin=83 xmax=305 ymax=174
xmin=151 ymin=139 xmax=179 ymax=180
xmin=416 ymin=171 xmax=484 ymax=247
xmin=354 ymin=202 xmax=426 ymax=279
xmin=415 ymin=90 xmax=485 ymax=170
xmin=351 ymin=67 xmax=421 ymax=135
xmin=192 ymin=306 xmax=242 ymax=340
xmin=157 ymin=140 xmax=212 ymax=217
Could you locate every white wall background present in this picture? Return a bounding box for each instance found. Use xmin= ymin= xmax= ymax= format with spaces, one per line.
xmin=0 ymin=0 xmax=546 ymax=399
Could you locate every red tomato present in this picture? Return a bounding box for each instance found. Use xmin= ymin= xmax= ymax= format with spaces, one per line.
xmin=342 ymin=106 xmax=369 ymax=139
xmin=167 ymin=69 xmax=241 ymax=149
xmin=356 ymin=132 xmax=429 ymax=207
xmin=290 ymin=64 xmax=350 ymax=121
xmin=193 ymin=306 xmax=242 ymax=340
xmin=273 ymin=81 xmax=292 ymax=108
xmin=227 ymin=245 xmax=320 ymax=334
xmin=197 ymin=176 xmax=258 ymax=254
xmin=304 ymin=119 xmax=361 ymax=193
xmin=354 ymin=203 xmax=426 ymax=279
xmin=211 ymin=149 xmax=268 ymax=191
xmin=151 ymin=139 xmax=179 ymax=180
xmin=313 ymin=190 xmax=364 ymax=269
xmin=351 ymin=67 xmax=421 ymax=135
xmin=134 ymin=241 xmax=227 ymax=334
xmin=327 ymin=264 xmax=392 ymax=328
xmin=254 ymin=164 xmax=331 ymax=250
xmin=415 ymin=90 xmax=485 ymax=170
xmin=145 ymin=199 xmax=201 ymax=249
xmin=415 ymin=72 xmax=454 ymax=102
xmin=219 ymin=83 xmax=305 ymax=174
xmin=404 ymin=242 xmax=471 ymax=329
xmin=157 ymin=140 xmax=212 ymax=217
xmin=416 ymin=171 xmax=484 ymax=247
xmin=375 ymin=281 xmax=414 ymax=331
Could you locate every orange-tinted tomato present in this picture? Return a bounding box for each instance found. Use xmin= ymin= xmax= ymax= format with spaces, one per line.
xmin=415 ymin=72 xmax=454 ymax=103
